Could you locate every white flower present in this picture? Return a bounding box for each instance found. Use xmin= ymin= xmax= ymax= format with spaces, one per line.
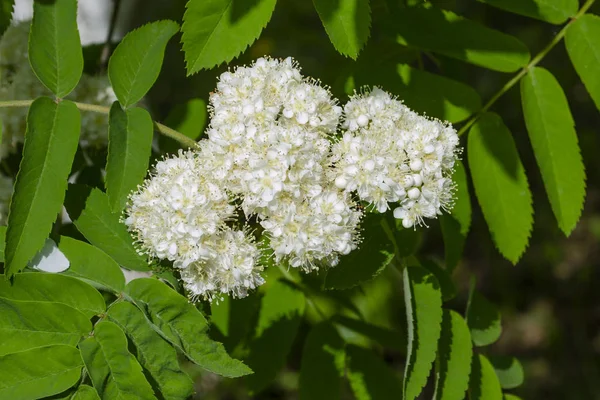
xmin=332 ymin=87 xmax=459 ymax=228
xmin=125 ymin=150 xmax=235 ymax=268
xmin=179 ymin=228 xmax=264 ymax=302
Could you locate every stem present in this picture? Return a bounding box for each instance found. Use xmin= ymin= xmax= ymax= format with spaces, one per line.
xmin=0 ymin=99 xmax=198 ymax=149
xmin=457 ymin=0 xmax=596 ymax=136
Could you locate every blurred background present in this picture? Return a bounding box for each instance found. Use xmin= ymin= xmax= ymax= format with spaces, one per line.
xmin=7 ymin=0 xmax=600 ymax=398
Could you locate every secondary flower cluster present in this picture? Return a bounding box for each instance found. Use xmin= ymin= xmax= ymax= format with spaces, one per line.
xmin=126 ymin=57 xmax=459 ymax=302
xmin=0 ymin=21 xmax=117 ymax=158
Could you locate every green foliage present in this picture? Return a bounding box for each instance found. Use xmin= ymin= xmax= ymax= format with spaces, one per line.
xmin=106 ymin=103 xmax=153 ymax=211
xmin=0 ymin=345 xmax=83 ymax=400
xmin=488 ymin=356 xmax=524 ymax=389
xmin=392 ymin=5 xmax=530 ymax=72
xmin=0 ymin=297 xmax=90 ymax=355
xmin=477 ymin=0 xmax=577 ymax=24
xmin=70 ymin=385 xmax=101 ymax=400
xmin=0 ymin=272 xmax=105 ymax=318
xmin=468 ymin=112 xmax=533 ymax=264
xmin=466 ymin=286 xmax=502 ymax=347
xmin=565 ymin=14 xmax=600 ymax=112
xmin=403 ymin=266 xmax=443 ymax=400
xmin=324 ymin=214 xmax=395 ymax=290
xmin=0 ymin=0 xmax=14 ymax=38
xmin=58 ymin=237 xmax=126 ymax=293
xmin=353 ymin=63 xmax=482 ymax=123
xmin=125 ymin=278 xmax=252 ymax=377
xmin=246 ymin=279 xmax=305 ymax=393
xmin=421 ymin=259 xmax=456 ymax=302
xmin=5 ymin=98 xmax=80 ymax=277
xmin=469 ymin=354 xmax=503 ymax=400
xmin=0 ymin=226 xmax=5 ymax=262
xmin=433 ymin=310 xmax=473 ymax=400
xmin=181 ymin=0 xmax=277 ymax=74
xmin=346 ymin=345 xmax=403 ymax=399
xmin=313 ymin=0 xmax=371 ymax=59
xmin=108 ymin=20 xmax=179 ymax=108
xmin=107 ymin=302 xmax=195 ymax=400
xmin=521 ymin=67 xmax=585 ymax=236
xmin=29 ymin=0 xmax=83 ymax=98
xmin=79 ymin=320 xmax=157 ymax=399
xmin=299 ymin=322 xmax=345 ymax=400
xmin=64 ymin=185 xmax=150 ymax=271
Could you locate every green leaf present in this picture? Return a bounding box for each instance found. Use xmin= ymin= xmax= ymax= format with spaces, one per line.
xmin=58 ymin=236 xmax=126 ymax=293
xmin=354 ymin=63 xmax=481 ymax=123
xmin=299 ymin=322 xmax=345 ymax=400
xmin=107 ymin=301 xmax=194 ymax=400
xmin=324 ymin=214 xmax=395 ymax=290
xmin=79 ymin=320 xmax=156 ymax=400
xmin=181 ymin=0 xmax=277 ymax=74
xmin=0 ymin=297 xmax=91 ymax=356
xmin=488 ymin=355 xmax=524 ymax=389
xmin=105 ymin=103 xmax=153 ymax=211
xmin=504 ymin=395 xmax=523 ymax=400
xmin=64 ymin=185 xmax=150 ymax=271
xmin=313 ymin=0 xmax=371 ymax=59
xmin=566 ymin=15 xmax=600 ymax=112
xmin=466 ymin=284 xmax=502 ymax=347
xmin=0 ymin=0 xmax=14 ymax=38
xmin=403 ymin=266 xmax=443 ymax=400
xmin=0 ymin=345 xmax=83 ymax=400
xmin=210 ymin=294 xmax=261 ymax=351
xmin=420 ymin=259 xmax=456 ymax=302
xmin=393 ymin=6 xmax=530 ymax=72
xmin=433 ymin=310 xmax=472 ymax=400
xmin=468 ymin=112 xmax=533 ymax=264
xmin=70 ymin=385 xmax=101 ymax=400
xmin=29 ymin=0 xmax=83 ymax=97
xmin=0 ymin=272 xmax=104 ymax=318
xmin=346 ymin=345 xmax=403 ymax=399
xmin=478 ymin=0 xmax=577 ymax=24
xmin=521 ymin=67 xmax=585 ymax=236
xmin=5 ymin=98 xmax=80 ymax=277
xmin=246 ymin=279 xmax=305 ymax=393
xmin=108 ymin=20 xmax=179 ymax=108
xmin=335 ymin=315 xmax=406 ymax=352
xmin=124 ymin=278 xmax=251 ymax=377
xmin=469 ymin=354 xmax=503 ymax=400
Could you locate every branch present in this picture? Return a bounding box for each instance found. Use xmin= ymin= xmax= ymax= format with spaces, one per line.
xmin=456 ymin=0 xmax=596 ymax=137
xmin=0 ymin=99 xmax=198 ymax=149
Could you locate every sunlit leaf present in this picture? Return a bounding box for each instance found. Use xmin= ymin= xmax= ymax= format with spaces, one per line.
xmin=0 ymin=345 xmax=83 ymax=400
xmin=468 ymin=112 xmax=533 ymax=264
xmin=105 ymin=102 xmax=153 ymax=211
xmin=5 ymin=98 xmax=80 ymax=277
xmin=433 ymin=310 xmax=472 ymax=400
xmin=566 ymin=15 xmax=600 ymax=112
xmin=478 ymin=0 xmax=577 ymax=24
xmin=403 ymin=266 xmax=443 ymax=400
xmin=79 ymin=320 xmax=156 ymax=399
xmin=393 ymin=6 xmax=530 ymax=72
xmin=125 ymin=278 xmax=252 ymax=377
xmin=466 ymin=283 xmax=502 ymax=347
xmin=182 ymin=0 xmax=277 ymax=74
xmin=313 ymin=0 xmax=371 ymax=59
xmin=108 ymin=20 xmax=179 ymax=108
xmin=29 ymin=0 xmax=83 ymax=97
xmin=469 ymin=354 xmax=503 ymax=400
xmin=488 ymin=355 xmax=524 ymax=389
xmin=521 ymin=67 xmax=585 ymax=236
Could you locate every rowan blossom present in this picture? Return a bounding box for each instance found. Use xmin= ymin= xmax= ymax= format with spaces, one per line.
xmin=331 ymin=87 xmax=459 ymax=228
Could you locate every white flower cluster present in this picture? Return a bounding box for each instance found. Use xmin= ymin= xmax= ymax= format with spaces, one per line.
xmin=331 ymin=87 xmax=459 ymax=228
xmin=203 ymin=57 xmax=362 ymax=270
xmin=0 ymin=21 xmax=117 ymax=158
xmin=126 ymin=150 xmax=264 ymax=302
xmin=126 ymin=58 xmax=459 ymax=302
